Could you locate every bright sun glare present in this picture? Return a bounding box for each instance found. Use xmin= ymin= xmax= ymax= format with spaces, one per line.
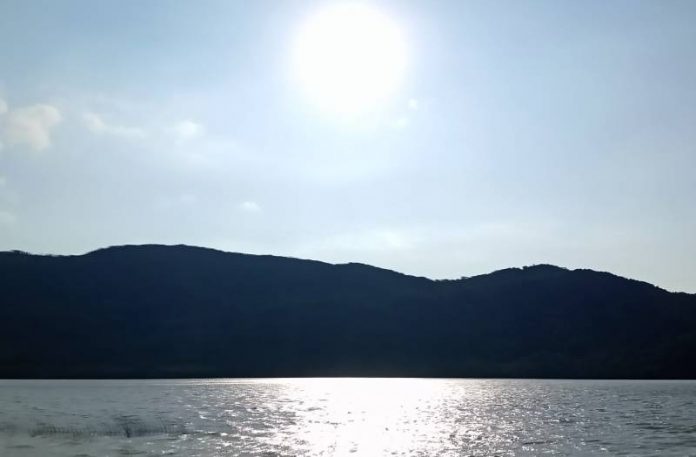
xmin=293 ymin=3 xmax=407 ymax=115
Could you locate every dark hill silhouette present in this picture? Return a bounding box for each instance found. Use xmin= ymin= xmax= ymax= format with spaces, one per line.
xmin=1 ymin=244 xmax=695 ymax=379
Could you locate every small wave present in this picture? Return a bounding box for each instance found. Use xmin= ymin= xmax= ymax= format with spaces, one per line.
xmin=1 ymin=416 xmax=187 ymax=439
xmin=6 ymin=444 xmax=34 ymax=449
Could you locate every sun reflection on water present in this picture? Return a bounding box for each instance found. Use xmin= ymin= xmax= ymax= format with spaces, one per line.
xmin=262 ymin=378 xmax=455 ymax=456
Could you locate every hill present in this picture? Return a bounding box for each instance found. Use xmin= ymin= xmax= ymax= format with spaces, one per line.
xmin=1 ymin=244 xmax=695 ymax=378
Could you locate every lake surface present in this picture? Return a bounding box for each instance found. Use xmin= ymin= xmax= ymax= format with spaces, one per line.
xmin=1 ymin=379 xmax=695 ymax=456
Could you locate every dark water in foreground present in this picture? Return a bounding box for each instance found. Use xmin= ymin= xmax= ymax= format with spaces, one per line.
xmin=1 ymin=379 xmax=695 ymax=456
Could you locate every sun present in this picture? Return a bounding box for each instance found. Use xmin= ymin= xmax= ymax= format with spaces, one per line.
xmin=292 ymin=3 xmax=407 ymax=115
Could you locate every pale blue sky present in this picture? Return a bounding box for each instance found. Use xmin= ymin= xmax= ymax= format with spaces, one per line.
xmin=1 ymin=0 xmax=695 ymax=292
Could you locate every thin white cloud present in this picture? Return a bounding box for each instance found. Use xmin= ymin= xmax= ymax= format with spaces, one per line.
xmin=172 ymin=120 xmax=204 ymax=140
xmin=83 ymin=112 xmax=146 ymax=139
xmin=239 ymin=201 xmax=261 ymax=213
xmin=2 ymin=104 xmax=62 ymax=150
xmin=0 ymin=98 xmax=7 ymax=115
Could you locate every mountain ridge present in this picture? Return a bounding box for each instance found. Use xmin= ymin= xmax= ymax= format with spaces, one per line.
xmin=1 ymin=244 xmax=682 ymax=294
xmin=1 ymin=244 xmax=694 ymax=379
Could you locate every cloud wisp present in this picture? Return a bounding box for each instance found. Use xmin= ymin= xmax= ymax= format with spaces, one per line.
xmin=171 ymin=120 xmax=205 ymax=141
xmin=239 ymin=201 xmax=262 ymax=213
xmin=0 ymin=100 xmax=62 ymax=151
xmin=83 ymin=112 xmax=146 ymax=140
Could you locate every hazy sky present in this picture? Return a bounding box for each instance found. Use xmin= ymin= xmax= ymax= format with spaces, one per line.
xmin=1 ymin=0 xmax=695 ymax=292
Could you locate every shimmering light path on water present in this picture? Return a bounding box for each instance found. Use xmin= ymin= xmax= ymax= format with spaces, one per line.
xmin=1 ymin=379 xmax=696 ymax=456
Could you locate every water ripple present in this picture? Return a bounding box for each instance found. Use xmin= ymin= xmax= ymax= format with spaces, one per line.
xmin=1 ymin=379 xmax=696 ymax=456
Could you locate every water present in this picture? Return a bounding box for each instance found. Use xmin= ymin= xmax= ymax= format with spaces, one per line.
xmin=1 ymin=379 xmax=695 ymax=456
